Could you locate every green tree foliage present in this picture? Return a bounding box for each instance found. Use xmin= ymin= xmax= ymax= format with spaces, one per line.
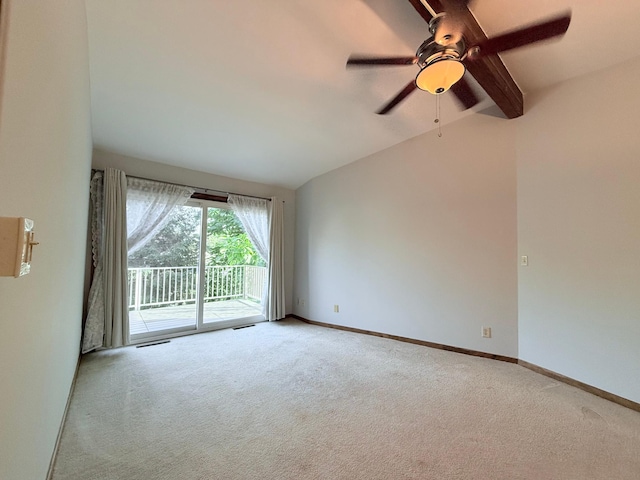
xmin=206 ymin=208 xmax=265 ymax=267
xmin=128 ymin=206 xmax=201 ymax=268
xmin=128 ymin=205 xmax=264 ymax=268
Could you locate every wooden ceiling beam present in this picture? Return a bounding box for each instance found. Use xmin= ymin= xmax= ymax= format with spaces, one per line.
xmin=407 ymin=0 xmax=523 ymax=118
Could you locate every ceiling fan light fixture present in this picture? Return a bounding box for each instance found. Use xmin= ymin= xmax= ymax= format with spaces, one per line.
xmin=415 ymin=59 xmax=465 ymax=95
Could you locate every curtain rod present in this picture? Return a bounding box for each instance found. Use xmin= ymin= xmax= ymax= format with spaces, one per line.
xmin=92 ymin=168 xmax=272 ymax=201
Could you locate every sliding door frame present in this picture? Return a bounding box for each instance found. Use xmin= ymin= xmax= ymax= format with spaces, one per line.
xmin=129 ymin=199 xmax=265 ymax=345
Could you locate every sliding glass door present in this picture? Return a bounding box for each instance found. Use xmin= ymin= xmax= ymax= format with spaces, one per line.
xmin=128 ymin=201 xmax=265 ymax=341
xmin=128 ymin=204 xmax=200 ymax=337
xmin=200 ymin=205 xmax=266 ymax=326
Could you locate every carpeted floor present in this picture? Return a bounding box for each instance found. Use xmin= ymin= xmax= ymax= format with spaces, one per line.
xmin=51 ymin=319 xmax=640 ymax=479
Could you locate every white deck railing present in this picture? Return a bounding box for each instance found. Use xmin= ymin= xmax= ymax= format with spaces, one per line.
xmin=128 ymin=265 xmax=266 ymax=310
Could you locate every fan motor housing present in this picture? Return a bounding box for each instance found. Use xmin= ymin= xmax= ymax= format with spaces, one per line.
xmin=416 ymin=38 xmax=466 ymax=69
xmin=415 ymin=38 xmax=467 ymax=94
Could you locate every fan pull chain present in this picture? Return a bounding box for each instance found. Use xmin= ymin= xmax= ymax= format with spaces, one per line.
xmin=434 ymin=94 xmax=442 ymax=138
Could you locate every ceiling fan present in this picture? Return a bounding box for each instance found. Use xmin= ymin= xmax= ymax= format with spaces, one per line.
xmin=347 ymin=0 xmax=571 ymax=115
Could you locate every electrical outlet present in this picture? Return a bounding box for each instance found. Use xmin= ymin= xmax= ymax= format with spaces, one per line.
xmin=521 ymin=255 xmax=528 ymax=266
xmin=333 ymin=304 xmax=339 ymax=313
xmin=301 ymin=299 xmax=305 ymax=307
xmin=482 ymin=327 xmax=492 ymax=338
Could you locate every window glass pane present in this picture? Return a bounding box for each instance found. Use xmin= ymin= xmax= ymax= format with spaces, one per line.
xmin=128 ymin=205 xmax=201 ymax=335
xmin=202 ymin=207 xmax=265 ymax=324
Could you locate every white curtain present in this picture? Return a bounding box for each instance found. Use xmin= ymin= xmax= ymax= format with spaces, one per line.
xmin=82 ymin=168 xmax=128 ymax=353
xmin=82 ymin=171 xmax=194 ymax=354
xmin=228 ymin=194 xmax=285 ymax=321
xmin=267 ymin=197 xmax=286 ymax=320
xmin=227 ymin=195 xmax=269 ymax=262
xmin=126 ymin=177 xmax=194 ymax=255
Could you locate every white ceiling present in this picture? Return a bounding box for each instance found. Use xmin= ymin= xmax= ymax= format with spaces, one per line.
xmin=86 ymin=0 xmax=640 ymax=189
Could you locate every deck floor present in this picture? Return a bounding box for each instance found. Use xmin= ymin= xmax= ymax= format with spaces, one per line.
xmin=129 ymin=299 xmax=262 ymax=335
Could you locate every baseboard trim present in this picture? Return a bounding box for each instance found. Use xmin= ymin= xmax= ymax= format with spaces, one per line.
xmin=46 ymin=355 xmax=81 ymax=480
xmin=288 ymin=314 xmax=518 ymax=363
xmin=518 ymin=360 xmax=640 ymax=413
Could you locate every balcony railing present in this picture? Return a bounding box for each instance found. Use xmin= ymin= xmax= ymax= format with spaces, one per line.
xmin=128 ymin=265 xmax=266 ymax=311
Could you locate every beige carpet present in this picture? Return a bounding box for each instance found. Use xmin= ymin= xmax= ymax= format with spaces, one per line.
xmin=52 ymin=319 xmax=640 ymax=479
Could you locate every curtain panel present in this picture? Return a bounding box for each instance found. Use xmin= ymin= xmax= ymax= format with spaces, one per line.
xmin=228 ymin=194 xmax=286 ymax=321
xmin=82 ymin=170 xmax=194 ymax=353
xmin=127 ymin=177 xmax=195 ymax=255
xmin=267 ymin=197 xmax=286 ymax=320
xmin=82 ymin=168 xmax=128 ymax=353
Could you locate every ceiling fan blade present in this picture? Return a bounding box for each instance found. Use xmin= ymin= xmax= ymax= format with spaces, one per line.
xmin=468 ymin=12 xmax=571 ymax=59
xmin=449 ymin=76 xmax=479 ymax=110
xmin=377 ymin=81 xmax=417 ymax=115
xmin=347 ymin=56 xmax=417 ymax=67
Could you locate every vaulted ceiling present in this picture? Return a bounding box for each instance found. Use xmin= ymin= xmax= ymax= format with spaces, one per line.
xmin=86 ymin=0 xmax=640 ymax=189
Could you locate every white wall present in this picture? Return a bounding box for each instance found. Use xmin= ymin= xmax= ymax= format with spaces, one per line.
xmin=92 ymin=149 xmax=297 ymax=314
xmin=295 ymin=113 xmax=518 ymax=357
xmin=295 ymin=58 xmax=640 ymax=403
xmin=517 ymin=57 xmax=640 ymax=403
xmin=0 ymin=1 xmax=92 ymax=479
